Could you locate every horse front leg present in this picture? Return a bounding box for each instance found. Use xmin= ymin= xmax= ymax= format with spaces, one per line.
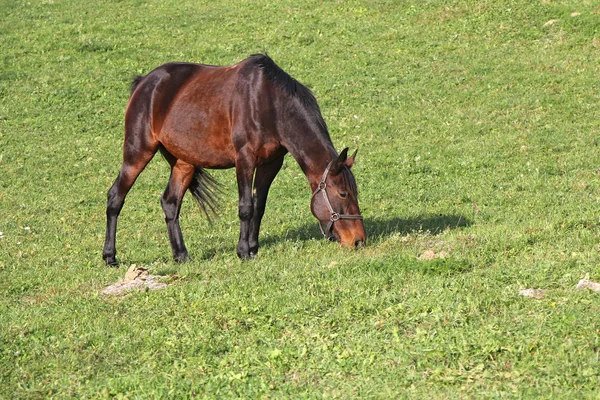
xmin=235 ymin=149 xmax=256 ymax=259
xmin=248 ymin=157 xmax=284 ymax=257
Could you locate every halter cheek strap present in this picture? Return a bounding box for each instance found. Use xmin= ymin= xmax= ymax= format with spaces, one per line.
xmin=311 ymin=160 xmax=363 ymax=240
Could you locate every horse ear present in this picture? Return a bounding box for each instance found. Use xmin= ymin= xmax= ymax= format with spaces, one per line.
xmin=333 ymin=148 xmax=349 ymax=174
xmin=345 ymin=149 xmax=357 ymax=169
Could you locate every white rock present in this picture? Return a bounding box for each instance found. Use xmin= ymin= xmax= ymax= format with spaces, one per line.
xmin=575 ymin=279 xmax=600 ymax=292
xmin=519 ymin=288 xmax=546 ymax=299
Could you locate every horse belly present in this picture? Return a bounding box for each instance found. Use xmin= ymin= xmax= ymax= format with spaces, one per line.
xmin=155 ymin=68 xmax=240 ymax=169
xmin=159 ymin=113 xmax=237 ymax=169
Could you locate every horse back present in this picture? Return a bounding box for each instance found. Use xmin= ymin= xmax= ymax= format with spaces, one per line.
xmin=125 ymin=58 xmax=285 ymax=168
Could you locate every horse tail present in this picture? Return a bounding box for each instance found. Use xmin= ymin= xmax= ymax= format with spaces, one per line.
xmin=130 ymin=75 xmax=144 ymax=96
xmin=157 ymin=145 xmax=222 ymax=221
xmin=188 ymin=168 xmax=222 ymax=222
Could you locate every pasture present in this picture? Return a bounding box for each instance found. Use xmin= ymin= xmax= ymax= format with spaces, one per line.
xmin=1 ymin=0 xmax=600 ymax=397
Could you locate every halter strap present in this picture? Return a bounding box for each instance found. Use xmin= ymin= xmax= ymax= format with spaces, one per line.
xmin=312 ymin=159 xmax=363 ymax=240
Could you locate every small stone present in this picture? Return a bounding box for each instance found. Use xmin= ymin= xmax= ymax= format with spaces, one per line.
xmin=519 ymin=288 xmax=546 ymax=299
xmin=543 ymin=19 xmax=559 ymax=27
xmin=418 ymin=250 xmax=448 ymax=261
xmin=575 ymin=279 xmax=600 ymax=292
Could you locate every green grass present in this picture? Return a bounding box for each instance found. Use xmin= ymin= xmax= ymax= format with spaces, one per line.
xmin=2 ymin=0 xmax=600 ymax=397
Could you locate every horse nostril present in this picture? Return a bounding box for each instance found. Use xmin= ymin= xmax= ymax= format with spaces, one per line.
xmin=354 ymin=240 xmax=364 ymax=248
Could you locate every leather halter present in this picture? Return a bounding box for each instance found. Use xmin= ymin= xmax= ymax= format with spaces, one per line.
xmin=312 ymin=159 xmax=363 ymax=240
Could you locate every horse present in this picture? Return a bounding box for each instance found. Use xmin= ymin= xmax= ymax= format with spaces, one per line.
xmin=102 ymin=54 xmax=366 ymax=265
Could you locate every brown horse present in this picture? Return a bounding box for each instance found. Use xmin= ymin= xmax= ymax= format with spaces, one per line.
xmin=102 ymin=54 xmax=365 ymax=265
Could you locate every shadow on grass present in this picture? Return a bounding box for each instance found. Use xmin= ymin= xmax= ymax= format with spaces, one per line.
xmin=118 ymin=214 xmax=472 ymax=267
xmin=261 ymin=213 xmax=472 ymax=246
xmin=366 ymin=214 xmax=472 ymax=238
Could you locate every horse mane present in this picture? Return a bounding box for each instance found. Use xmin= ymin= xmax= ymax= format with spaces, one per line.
xmin=248 ymin=54 xmax=329 ymax=134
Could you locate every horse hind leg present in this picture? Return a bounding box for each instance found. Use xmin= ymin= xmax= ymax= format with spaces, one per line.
xmin=161 ymin=158 xmax=195 ymax=262
xmin=102 ymin=130 xmax=158 ymax=266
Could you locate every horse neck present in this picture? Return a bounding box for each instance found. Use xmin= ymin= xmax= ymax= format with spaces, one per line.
xmin=282 ymin=125 xmax=337 ymax=191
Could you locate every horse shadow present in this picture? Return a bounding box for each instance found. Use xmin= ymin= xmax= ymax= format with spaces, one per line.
xmin=366 ymin=214 xmax=471 ymax=238
xmin=261 ymin=213 xmax=472 ymax=245
xmin=129 ymin=214 xmax=472 ymax=273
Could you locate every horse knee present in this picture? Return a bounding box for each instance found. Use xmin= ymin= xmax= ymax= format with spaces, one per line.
xmin=238 ymin=202 xmax=254 ymax=221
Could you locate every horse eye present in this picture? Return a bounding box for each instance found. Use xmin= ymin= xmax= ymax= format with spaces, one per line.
xmin=339 ymin=192 xmax=347 ymax=198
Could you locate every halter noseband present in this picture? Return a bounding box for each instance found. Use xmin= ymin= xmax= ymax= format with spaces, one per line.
xmin=311 ymin=159 xmax=363 ymax=240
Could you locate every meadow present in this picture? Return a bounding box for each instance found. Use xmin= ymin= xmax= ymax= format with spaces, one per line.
xmin=1 ymin=0 xmax=600 ymax=397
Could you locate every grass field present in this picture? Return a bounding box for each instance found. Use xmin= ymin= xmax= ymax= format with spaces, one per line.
xmin=2 ymin=0 xmax=600 ymax=397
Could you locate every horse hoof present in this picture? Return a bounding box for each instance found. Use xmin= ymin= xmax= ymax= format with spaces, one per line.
xmin=104 ymin=257 xmax=119 ymax=267
xmin=174 ymin=254 xmax=190 ymax=263
xmin=236 ymin=250 xmax=253 ymax=261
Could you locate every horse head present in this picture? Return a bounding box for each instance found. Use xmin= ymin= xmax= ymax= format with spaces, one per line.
xmin=310 ymin=148 xmax=366 ymax=248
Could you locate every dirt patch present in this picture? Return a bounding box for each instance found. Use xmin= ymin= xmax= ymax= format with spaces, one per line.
xmin=101 ymin=264 xmax=168 ymax=296
xmin=418 ymin=249 xmax=448 ymax=261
